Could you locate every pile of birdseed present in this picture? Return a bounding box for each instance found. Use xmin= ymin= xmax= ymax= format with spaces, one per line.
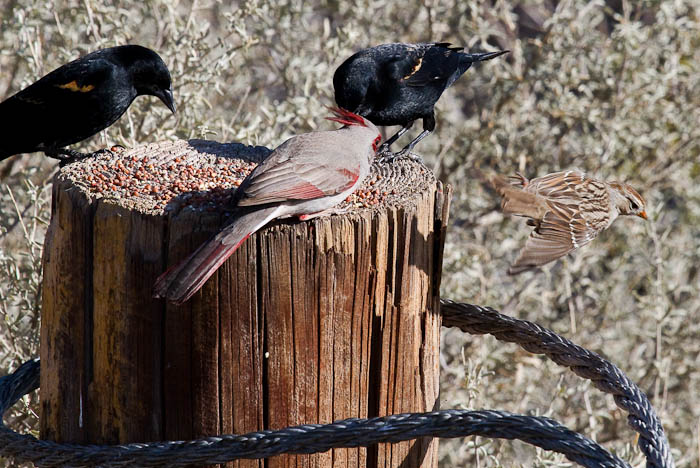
xmin=60 ymin=139 xmax=270 ymax=215
xmin=57 ymin=139 xmax=436 ymax=217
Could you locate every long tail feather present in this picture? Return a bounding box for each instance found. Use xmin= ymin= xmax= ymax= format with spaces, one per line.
xmin=153 ymin=207 xmax=280 ymax=304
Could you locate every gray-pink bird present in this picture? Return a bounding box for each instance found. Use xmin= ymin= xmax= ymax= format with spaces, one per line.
xmin=153 ymin=107 xmax=381 ymax=304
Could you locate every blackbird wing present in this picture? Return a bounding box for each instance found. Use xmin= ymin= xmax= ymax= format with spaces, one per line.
xmin=0 ymin=57 xmax=116 ymax=152
xmin=4 ymin=57 xmax=114 ymax=112
xmin=403 ymin=43 xmax=462 ymax=87
xmin=236 ymin=136 xmax=360 ymax=207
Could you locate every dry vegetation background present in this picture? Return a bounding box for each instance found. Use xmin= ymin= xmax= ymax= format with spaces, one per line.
xmin=0 ymin=0 xmax=698 ymax=466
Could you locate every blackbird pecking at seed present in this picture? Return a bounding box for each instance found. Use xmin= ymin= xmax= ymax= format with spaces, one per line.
xmin=0 ymin=45 xmax=175 ymax=164
xmin=334 ymin=42 xmax=508 ymax=157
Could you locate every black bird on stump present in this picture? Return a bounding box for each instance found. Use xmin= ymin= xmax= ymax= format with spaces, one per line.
xmin=333 ymin=42 xmax=508 ymax=158
xmin=0 ymin=45 xmax=175 ymax=164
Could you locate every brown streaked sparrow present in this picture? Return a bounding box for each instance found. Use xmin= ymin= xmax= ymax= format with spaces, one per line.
xmin=482 ymin=169 xmax=648 ymax=274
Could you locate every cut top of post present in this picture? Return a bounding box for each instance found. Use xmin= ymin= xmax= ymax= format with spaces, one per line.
xmin=57 ymin=139 xmax=437 ymax=217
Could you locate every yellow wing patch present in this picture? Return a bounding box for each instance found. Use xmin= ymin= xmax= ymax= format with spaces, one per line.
xmin=402 ymin=57 xmax=423 ymax=80
xmin=57 ymin=80 xmax=95 ymax=93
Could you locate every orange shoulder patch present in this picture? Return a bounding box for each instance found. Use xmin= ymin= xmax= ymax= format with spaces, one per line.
xmin=57 ymin=80 xmax=95 ymax=93
xmin=402 ymin=57 xmax=423 ymax=80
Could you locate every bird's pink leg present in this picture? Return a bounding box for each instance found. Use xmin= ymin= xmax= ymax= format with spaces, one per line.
xmin=509 ymin=172 xmax=529 ymax=187
xmin=298 ymin=206 xmax=350 ymax=221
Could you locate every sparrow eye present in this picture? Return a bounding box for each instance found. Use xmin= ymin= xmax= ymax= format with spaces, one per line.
xmin=629 ymin=199 xmax=639 ymax=211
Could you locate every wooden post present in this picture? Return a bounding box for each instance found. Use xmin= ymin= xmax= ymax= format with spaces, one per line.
xmin=40 ymin=139 xmax=451 ymax=468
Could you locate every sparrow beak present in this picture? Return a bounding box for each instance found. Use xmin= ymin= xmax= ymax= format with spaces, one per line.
xmin=156 ymin=88 xmax=176 ymax=114
xmin=638 ymin=211 xmax=648 ymax=220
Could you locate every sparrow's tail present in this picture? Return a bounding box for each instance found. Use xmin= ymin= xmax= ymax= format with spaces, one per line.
xmin=475 ymin=169 xmax=543 ymax=219
xmin=153 ymin=206 xmax=280 ymax=305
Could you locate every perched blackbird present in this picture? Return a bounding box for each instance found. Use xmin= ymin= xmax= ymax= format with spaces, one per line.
xmin=334 ymin=42 xmax=508 ymax=156
xmin=0 ymin=45 xmax=175 ymax=163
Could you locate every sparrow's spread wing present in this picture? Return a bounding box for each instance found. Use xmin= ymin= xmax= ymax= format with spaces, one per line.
xmin=524 ymin=170 xmax=589 ymax=198
xmin=509 ymin=198 xmax=604 ymax=274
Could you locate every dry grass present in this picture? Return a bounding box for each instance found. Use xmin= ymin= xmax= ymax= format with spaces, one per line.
xmin=0 ymin=0 xmax=698 ymax=466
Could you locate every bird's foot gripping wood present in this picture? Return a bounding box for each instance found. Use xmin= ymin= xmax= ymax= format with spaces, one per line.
xmin=44 ymin=148 xmax=92 ymax=162
xmin=376 ymin=148 xmax=425 ymax=165
xmin=46 ymin=146 xmax=125 ymax=167
xmin=377 ymin=143 xmax=392 ymax=155
xmin=297 ymin=206 xmax=350 ymax=221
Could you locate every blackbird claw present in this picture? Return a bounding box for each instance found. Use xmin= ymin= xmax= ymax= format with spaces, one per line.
xmin=95 ymin=145 xmax=126 ymax=156
xmin=44 ymin=149 xmax=87 ymax=167
xmin=377 ymin=148 xmax=424 ymax=164
xmin=376 ymin=149 xmax=398 ymax=164
xmin=377 ymin=143 xmax=391 ymax=154
xmin=53 ymin=146 xmax=126 ymax=167
xmin=91 ymin=148 xmax=114 ymax=157
xmin=399 ymin=150 xmax=425 ymax=164
xmin=48 ymin=149 xmax=87 ymax=161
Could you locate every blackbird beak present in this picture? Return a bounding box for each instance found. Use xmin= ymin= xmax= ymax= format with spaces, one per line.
xmin=156 ymin=88 xmax=176 ymax=114
xmin=470 ymin=50 xmax=510 ymax=62
xmin=638 ymin=210 xmax=648 ymax=220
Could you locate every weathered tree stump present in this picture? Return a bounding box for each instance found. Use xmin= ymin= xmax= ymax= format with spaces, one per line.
xmin=40 ymin=139 xmax=451 ymax=468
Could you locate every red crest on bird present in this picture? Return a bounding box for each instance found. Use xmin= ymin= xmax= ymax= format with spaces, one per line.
xmin=326 ymin=107 xmax=368 ymax=127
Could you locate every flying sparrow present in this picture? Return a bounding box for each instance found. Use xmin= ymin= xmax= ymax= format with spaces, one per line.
xmin=481 ymin=169 xmax=647 ymax=274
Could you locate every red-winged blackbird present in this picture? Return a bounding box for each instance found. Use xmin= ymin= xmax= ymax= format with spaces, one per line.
xmin=333 ymin=42 xmax=508 ymax=156
xmin=0 ymin=45 xmax=175 ymax=163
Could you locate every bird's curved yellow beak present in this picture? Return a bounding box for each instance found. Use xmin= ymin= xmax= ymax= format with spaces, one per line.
xmin=638 ymin=211 xmax=648 ymax=220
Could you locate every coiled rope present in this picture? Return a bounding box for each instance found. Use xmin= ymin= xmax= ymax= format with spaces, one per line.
xmin=0 ymin=300 xmax=672 ymax=468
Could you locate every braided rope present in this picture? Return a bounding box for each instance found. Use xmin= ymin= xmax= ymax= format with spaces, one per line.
xmin=0 ymin=300 xmax=673 ymax=467
xmin=0 ymin=360 xmax=626 ymax=467
xmin=440 ymin=299 xmax=674 ymax=468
